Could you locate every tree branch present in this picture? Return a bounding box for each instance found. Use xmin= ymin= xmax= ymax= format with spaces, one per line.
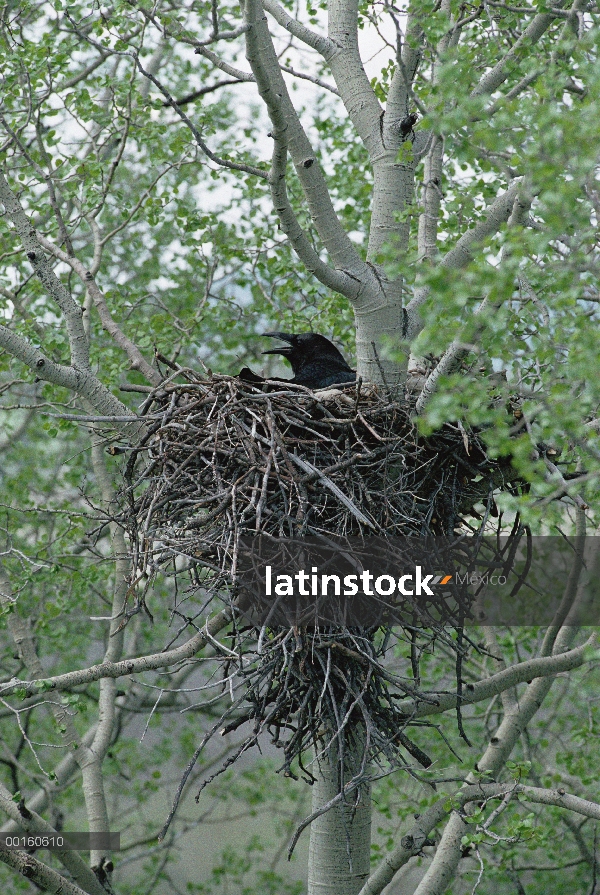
xmin=413 ymin=181 xmax=523 ymax=411
xmin=0 ymin=112 xmax=74 ymax=256
xmin=483 ymin=0 xmax=588 ymax=116
xmin=193 ymin=43 xmax=255 ymax=81
xmin=384 ymin=12 xmax=424 ymax=136
xmin=133 ymin=56 xmax=267 ymax=180
xmin=126 ymin=2 xmax=255 ymax=82
xmin=412 ymin=617 xmax=587 ymax=895
xmin=0 ymin=170 xmax=90 ymax=370
xmin=172 ymin=78 xmax=251 ymax=106
xmin=0 ymin=726 xmax=99 ymax=834
xmin=62 ymin=9 xmax=264 ymax=180
xmin=35 ymin=233 xmax=162 ymax=386
xmin=0 ymin=844 xmax=90 ymax=895
xmin=244 ymin=0 xmax=371 ymax=291
xmin=280 ymin=64 xmax=340 ymax=96
xmin=359 ymin=781 xmax=600 ymax=895
xmin=410 ymin=632 xmax=596 ymax=719
xmin=471 ymin=5 xmax=568 ymax=99
xmin=262 ymin=0 xmax=334 ymax=55
xmin=0 ymin=782 xmax=107 ymax=895
xmin=0 ymin=325 xmax=140 ymax=434
xmin=0 ymin=607 xmax=233 ymax=698
xmin=326 ymin=0 xmax=383 ymax=157
xmin=407 ymin=178 xmax=521 ymax=334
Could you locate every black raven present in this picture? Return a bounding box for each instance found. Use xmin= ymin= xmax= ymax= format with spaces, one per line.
xmin=262 ymin=332 xmax=356 ymax=389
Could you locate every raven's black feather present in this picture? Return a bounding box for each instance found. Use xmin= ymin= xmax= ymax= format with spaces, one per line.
xmin=262 ymin=332 xmax=355 ymax=389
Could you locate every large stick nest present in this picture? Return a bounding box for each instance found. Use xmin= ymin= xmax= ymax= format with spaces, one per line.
xmin=124 ymin=370 xmax=513 ymax=537
xmin=120 ymin=370 xmax=521 ymax=790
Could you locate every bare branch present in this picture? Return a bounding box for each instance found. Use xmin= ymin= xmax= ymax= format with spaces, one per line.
xmin=134 ymin=55 xmax=267 ymax=180
xmin=196 ymin=24 xmax=250 ymax=46
xmin=61 ymin=9 xmax=263 ymax=179
xmin=0 ymin=782 xmax=107 ymax=895
xmin=281 ymin=64 xmax=340 ymax=96
xmin=262 ymin=0 xmax=334 ymax=55
xmin=0 ymin=844 xmax=90 ymax=895
xmin=172 ymin=78 xmax=251 ymax=106
xmin=0 ymin=325 xmax=139 ymax=431
xmin=0 ymin=170 xmax=89 ymax=370
xmin=244 ymin=0 xmax=370 ymax=293
xmin=127 ymin=1 xmax=254 ymax=81
xmin=35 ymin=232 xmax=162 ymax=386
xmin=193 ymin=42 xmax=254 ymax=81
xmin=0 ymin=607 xmax=233 ymax=698
xmin=411 ymin=632 xmax=596 ymax=719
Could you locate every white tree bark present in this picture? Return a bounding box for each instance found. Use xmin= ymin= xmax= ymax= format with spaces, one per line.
xmin=359 ymin=780 xmax=600 ymax=895
xmin=0 ymin=843 xmax=91 ymax=895
xmin=246 ymin=0 xmax=413 ymax=388
xmin=0 ymin=605 xmax=234 ymax=698
xmin=0 ymin=781 xmax=107 ymax=895
xmin=308 ymin=739 xmax=372 ymax=895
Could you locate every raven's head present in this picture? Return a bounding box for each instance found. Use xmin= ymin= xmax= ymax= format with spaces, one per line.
xmin=263 ymin=333 xmax=352 ymax=376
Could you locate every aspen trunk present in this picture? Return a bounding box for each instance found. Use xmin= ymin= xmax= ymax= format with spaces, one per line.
xmin=307 ymin=742 xmax=371 ymax=895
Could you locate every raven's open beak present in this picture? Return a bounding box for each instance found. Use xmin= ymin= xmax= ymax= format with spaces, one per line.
xmin=262 ymin=332 xmax=294 ymax=356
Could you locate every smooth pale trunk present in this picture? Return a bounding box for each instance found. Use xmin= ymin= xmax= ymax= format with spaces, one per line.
xmin=308 ymin=741 xmax=371 ymax=895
